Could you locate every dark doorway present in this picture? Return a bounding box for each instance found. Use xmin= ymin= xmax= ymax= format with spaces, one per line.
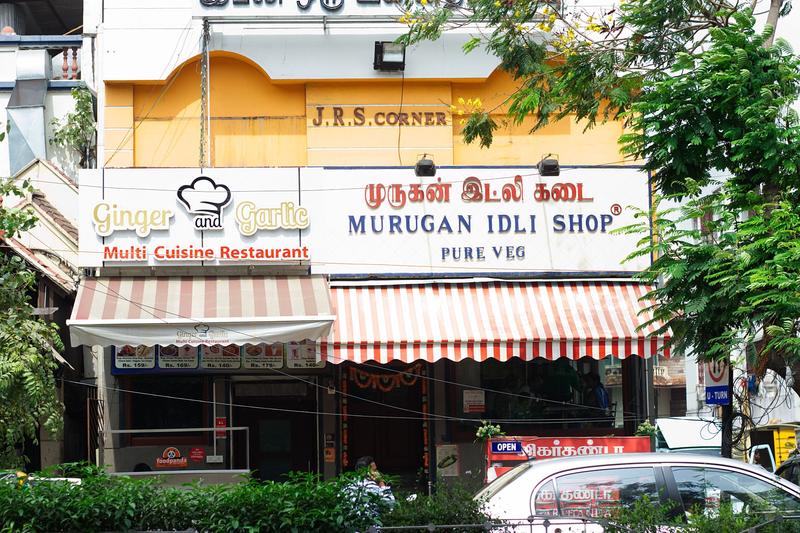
xmin=346 ymin=363 xmax=425 ymax=491
xmin=232 ymin=380 xmax=319 ymax=481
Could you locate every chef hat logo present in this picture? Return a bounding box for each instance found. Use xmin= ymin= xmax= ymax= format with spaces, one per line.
xmin=177 ymin=176 xmax=231 ymax=216
xmin=194 ymin=324 xmax=210 ymax=337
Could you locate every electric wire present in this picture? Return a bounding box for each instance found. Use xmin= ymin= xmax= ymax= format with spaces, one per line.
xmin=21 ymin=159 xmax=641 ymax=194
xmin=64 ymin=378 xmax=641 ymax=425
xmin=86 ymin=276 xmax=644 ymax=418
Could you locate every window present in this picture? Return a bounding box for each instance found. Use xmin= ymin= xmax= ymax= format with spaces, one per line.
xmin=554 ymin=467 xmax=660 ymax=518
xmin=126 ymin=376 xmax=209 ymax=444
xmin=532 ymin=480 xmax=558 ymax=516
xmin=672 ymin=467 xmax=800 ymax=516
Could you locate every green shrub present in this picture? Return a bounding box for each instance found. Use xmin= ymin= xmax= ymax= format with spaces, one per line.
xmin=0 ymin=468 xmax=376 ymax=532
xmin=608 ymin=499 xmax=800 ymax=533
xmin=382 ymin=480 xmax=492 ymax=532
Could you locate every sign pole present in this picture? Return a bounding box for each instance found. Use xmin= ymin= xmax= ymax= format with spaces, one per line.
xmin=721 ymin=357 xmax=733 ymax=458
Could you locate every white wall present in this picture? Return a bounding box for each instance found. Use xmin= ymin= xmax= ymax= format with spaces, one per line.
xmin=45 ymin=91 xmax=83 ymax=181
xmin=99 ymin=0 xmax=501 ymax=82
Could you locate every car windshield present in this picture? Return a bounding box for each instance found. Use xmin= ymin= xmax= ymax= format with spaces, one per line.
xmin=475 ymin=461 xmax=533 ymax=501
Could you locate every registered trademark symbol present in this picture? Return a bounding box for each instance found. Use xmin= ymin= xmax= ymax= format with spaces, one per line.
xmin=610 ymin=203 xmax=622 ymax=216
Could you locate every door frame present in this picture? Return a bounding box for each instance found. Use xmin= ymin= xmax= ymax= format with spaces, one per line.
xmin=228 ymin=375 xmax=322 ymax=476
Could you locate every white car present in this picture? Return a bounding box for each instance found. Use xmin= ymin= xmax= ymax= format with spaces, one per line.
xmin=476 ymin=453 xmax=800 ymax=532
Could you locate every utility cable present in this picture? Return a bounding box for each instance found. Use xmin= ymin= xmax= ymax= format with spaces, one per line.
xmin=81 ymin=279 xmax=644 ymax=419
xmin=64 ymin=378 xmax=640 ymax=425
xmin=26 ymin=159 xmax=642 ymax=194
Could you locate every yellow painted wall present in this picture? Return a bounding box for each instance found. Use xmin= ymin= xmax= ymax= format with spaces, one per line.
xmin=128 ymin=54 xmax=306 ymax=168
xmin=306 ymin=81 xmax=452 ymax=166
xmin=104 ymin=84 xmax=134 ymax=168
xmin=452 ymin=70 xmax=628 ymax=166
xmin=115 ymin=60 xmax=628 ymax=168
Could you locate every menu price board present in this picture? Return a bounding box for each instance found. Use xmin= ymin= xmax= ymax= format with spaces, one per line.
xmin=200 ymin=345 xmax=242 ymax=370
xmin=112 ymin=342 xmax=325 ymax=374
xmin=286 ymin=341 xmax=324 ymax=368
xmin=115 ymin=345 xmax=155 ymax=369
xmin=242 ymin=343 xmax=284 ymax=369
xmin=158 ymin=345 xmax=198 ymax=370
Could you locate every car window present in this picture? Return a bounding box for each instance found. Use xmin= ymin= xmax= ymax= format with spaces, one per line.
xmin=532 ymin=480 xmax=558 ymax=516
xmin=475 ymin=461 xmax=533 ymax=501
xmin=672 ymin=467 xmax=800 ymax=516
xmin=554 ymin=467 xmax=660 ymax=518
xmin=778 ymin=463 xmax=799 ymax=486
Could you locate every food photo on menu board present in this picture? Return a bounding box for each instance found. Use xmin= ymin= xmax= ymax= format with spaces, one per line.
xmin=116 ymin=345 xmax=155 ymax=369
xmin=158 ymin=344 xmax=198 ymax=370
xmin=242 ymin=343 xmax=284 ymax=369
xmin=200 ymin=344 xmax=242 ymax=370
xmin=287 ymin=341 xmax=324 ymax=368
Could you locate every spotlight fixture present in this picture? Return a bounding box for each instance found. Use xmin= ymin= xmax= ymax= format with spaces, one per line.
xmin=415 ymin=155 xmax=436 ymax=177
xmin=374 ymin=41 xmax=406 ymax=72
xmin=537 ymin=154 xmax=560 ymax=177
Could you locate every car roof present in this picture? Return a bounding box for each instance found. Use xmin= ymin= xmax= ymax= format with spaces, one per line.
xmin=518 ymin=452 xmax=781 ymax=479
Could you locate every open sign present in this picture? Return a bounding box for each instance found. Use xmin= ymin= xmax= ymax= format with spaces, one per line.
xmin=491 ymin=441 xmax=522 ymax=454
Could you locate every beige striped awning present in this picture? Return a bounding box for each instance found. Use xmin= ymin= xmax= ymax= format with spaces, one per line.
xmin=320 ymin=281 xmax=669 ymax=364
xmin=68 ymin=276 xmax=335 ymax=347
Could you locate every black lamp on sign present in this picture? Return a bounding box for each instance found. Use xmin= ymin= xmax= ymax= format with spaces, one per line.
xmin=415 ymin=154 xmax=436 ymax=177
xmin=537 ymin=154 xmax=560 ymax=177
xmin=374 ymin=41 xmax=406 ymax=72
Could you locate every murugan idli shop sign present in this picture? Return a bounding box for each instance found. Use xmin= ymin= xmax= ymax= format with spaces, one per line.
xmin=78 ymin=167 xmax=651 ymax=274
xmin=300 ymin=166 xmax=652 ymax=275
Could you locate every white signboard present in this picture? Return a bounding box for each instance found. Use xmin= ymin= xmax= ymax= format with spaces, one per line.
xmin=302 ymin=167 xmax=651 ymax=275
xmin=193 ymin=0 xmax=458 ymax=18
xmin=79 ymin=168 xmax=308 ymax=267
xmin=463 ymin=389 xmax=485 ymax=414
xmin=79 ymin=167 xmax=651 ymax=275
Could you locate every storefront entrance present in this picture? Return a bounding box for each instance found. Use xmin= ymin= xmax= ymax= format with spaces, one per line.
xmin=232 ymin=379 xmax=320 ymax=481
xmin=345 ymin=363 xmax=426 ymax=490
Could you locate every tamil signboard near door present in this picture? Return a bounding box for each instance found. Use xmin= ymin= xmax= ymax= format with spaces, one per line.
xmin=704 ymin=360 xmax=730 ymax=405
xmin=486 ymin=436 xmax=652 ymax=482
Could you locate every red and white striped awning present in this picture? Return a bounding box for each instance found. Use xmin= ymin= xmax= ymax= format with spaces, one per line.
xmin=320 ymin=281 xmax=669 ymax=364
xmin=68 ymin=276 xmax=335 ymax=347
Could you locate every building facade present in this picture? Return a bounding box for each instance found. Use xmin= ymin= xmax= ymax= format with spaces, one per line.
xmin=69 ymin=0 xmax=672 ymax=487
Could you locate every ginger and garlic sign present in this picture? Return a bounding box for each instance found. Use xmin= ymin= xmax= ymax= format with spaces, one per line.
xmin=83 ymin=170 xmax=310 ymax=266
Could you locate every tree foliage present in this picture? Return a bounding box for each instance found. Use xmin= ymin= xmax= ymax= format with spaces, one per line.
xmin=404 ymin=1 xmax=800 ymax=384
xmin=0 ymin=179 xmax=64 ymax=468
xmin=49 ymin=86 xmax=96 ymax=169
xmin=402 ymin=0 xmax=791 ymax=149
